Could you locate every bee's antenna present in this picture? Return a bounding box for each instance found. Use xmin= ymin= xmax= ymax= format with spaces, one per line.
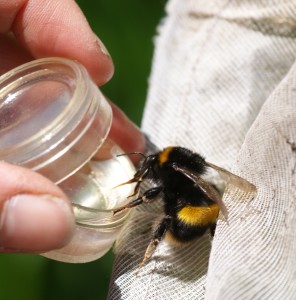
xmin=117 ymin=152 xmax=147 ymax=158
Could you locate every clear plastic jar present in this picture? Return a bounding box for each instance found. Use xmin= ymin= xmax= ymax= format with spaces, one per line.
xmin=0 ymin=57 xmax=135 ymax=262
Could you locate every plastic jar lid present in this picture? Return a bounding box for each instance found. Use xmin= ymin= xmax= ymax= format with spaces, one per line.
xmin=0 ymin=57 xmax=112 ymax=183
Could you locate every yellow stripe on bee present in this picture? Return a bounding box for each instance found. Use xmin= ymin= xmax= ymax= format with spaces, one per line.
xmin=158 ymin=147 xmax=174 ymax=165
xmin=177 ymin=204 xmax=219 ymax=226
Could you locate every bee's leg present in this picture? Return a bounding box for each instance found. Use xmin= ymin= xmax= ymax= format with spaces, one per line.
xmin=136 ymin=216 xmax=171 ymax=273
xmin=210 ymin=222 xmax=216 ymax=237
xmin=117 ymin=168 xmax=151 ymax=198
xmin=114 ymin=186 xmax=163 ymax=214
xmin=127 ymin=180 xmax=142 ymax=198
xmin=141 ymin=186 xmax=163 ymax=203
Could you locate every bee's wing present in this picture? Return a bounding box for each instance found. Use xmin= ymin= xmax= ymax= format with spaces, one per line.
xmin=205 ymin=162 xmax=257 ymax=196
xmin=171 ymin=164 xmax=228 ymax=220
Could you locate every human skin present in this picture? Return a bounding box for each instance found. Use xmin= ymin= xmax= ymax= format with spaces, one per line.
xmin=0 ymin=0 xmax=145 ymax=253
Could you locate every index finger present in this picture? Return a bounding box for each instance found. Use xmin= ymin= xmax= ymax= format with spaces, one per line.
xmin=0 ymin=0 xmax=114 ymax=85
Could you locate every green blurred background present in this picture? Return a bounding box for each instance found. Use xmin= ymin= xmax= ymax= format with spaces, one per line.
xmin=0 ymin=1 xmax=165 ymax=299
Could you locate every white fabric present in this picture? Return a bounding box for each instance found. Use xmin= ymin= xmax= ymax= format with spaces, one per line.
xmin=109 ymin=0 xmax=296 ymax=299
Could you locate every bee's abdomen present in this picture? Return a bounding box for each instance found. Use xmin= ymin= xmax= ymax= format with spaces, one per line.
xmin=177 ymin=204 xmax=219 ymax=226
xmin=167 ymin=204 xmax=219 ymax=242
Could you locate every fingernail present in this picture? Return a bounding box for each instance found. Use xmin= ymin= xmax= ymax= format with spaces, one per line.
xmin=94 ymin=35 xmax=111 ymax=58
xmin=0 ymin=194 xmax=75 ymax=251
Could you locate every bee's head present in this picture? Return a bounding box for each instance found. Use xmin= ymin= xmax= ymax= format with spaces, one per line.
xmin=140 ymin=153 xmax=157 ymax=169
xmin=118 ymin=151 xmax=158 ymax=178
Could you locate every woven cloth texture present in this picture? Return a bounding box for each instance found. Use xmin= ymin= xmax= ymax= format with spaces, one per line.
xmin=108 ymin=1 xmax=296 ymax=299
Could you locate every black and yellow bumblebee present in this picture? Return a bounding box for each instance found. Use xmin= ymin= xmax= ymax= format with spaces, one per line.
xmin=114 ymin=146 xmax=256 ymax=269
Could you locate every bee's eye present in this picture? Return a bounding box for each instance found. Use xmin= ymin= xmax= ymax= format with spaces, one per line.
xmin=146 ymin=155 xmax=157 ymax=166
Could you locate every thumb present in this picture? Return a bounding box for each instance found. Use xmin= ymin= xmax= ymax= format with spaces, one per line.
xmin=0 ymin=161 xmax=75 ymax=252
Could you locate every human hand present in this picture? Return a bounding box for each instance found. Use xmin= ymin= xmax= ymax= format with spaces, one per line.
xmin=0 ymin=0 xmax=145 ymax=253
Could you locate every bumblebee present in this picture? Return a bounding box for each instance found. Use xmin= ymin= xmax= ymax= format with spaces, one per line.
xmin=114 ymin=146 xmax=256 ymax=269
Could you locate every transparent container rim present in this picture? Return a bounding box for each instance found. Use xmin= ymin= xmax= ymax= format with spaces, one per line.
xmin=0 ymin=57 xmax=99 ymax=162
